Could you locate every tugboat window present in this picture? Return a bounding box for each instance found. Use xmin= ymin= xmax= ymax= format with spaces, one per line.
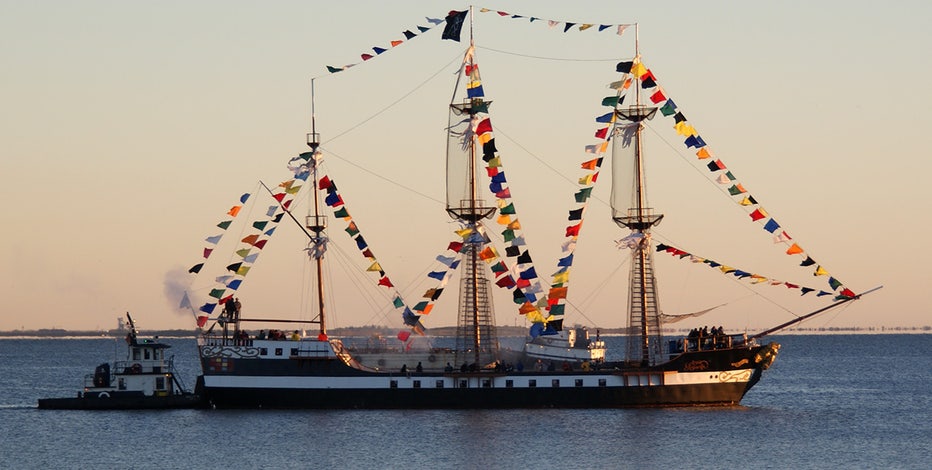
xmin=260 ymin=348 xmax=268 ymax=356
xmin=435 ymin=380 xmax=444 ymax=388
xmin=528 ymin=379 xmax=536 ymax=388
xmin=156 ymin=377 xmax=165 ymax=390
xmin=598 ymin=378 xmax=607 ymax=387
xmin=275 ymin=348 xmax=283 ymax=356
xmin=552 ymin=379 xmax=560 ymax=388
xmin=459 ymin=379 xmax=468 ymax=389
xmin=413 ymin=380 xmax=421 ymax=388
xmin=575 ymin=379 xmax=584 ymax=387
xmin=144 ymin=349 xmax=151 ymax=360
xmin=482 ymin=379 xmax=491 ymax=388
xmin=390 ymin=380 xmax=398 ymax=389
xmin=505 ymin=380 xmax=514 ymax=388
xmin=133 ymin=349 xmax=141 ymax=360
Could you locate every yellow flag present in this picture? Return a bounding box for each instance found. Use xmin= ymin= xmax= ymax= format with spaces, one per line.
xmin=478 ymin=133 xmax=493 ymax=144
xmin=455 ymin=227 xmax=472 ymax=238
xmin=578 ymin=174 xmax=594 ymax=185
xmin=579 ymin=24 xmax=594 ymax=31
xmin=674 ymin=122 xmax=696 ymax=136
xmin=552 ymin=271 xmax=570 ymax=284
xmin=367 ymin=262 xmax=382 ymax=272
xmin=739 ymin=197 xmax=754 ymax=206
xmin=814 ymin=266 xmax=828 ymax=276
xmin=631 ymin=62 xmax=647 ymax=77
xmin=507 ymin=219 xmax=521 ymax=230
xmin=487 ymin=156 xmax=501 ymax=167
xmin=496 ymin=214 xmax=511 ymax=226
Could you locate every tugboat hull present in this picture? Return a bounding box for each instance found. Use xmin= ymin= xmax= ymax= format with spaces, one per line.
xmin=37 ymin=393 xmax=204 ymax=410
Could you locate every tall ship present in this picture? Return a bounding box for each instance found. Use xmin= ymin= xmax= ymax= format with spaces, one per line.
xmin=185 ymin=9 xmax=874 ymax=408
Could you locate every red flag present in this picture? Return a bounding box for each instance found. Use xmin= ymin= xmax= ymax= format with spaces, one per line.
xmin=475 ymin=118 xmax=492 ymax=135
xmin=650 ymin=90 xmax=666 ymax=103
xmin=594 ymin=127 xmax=608 ymax=139
xmin=196 ymin=316 xmax=208 ymax=328
xmin=397 ymin=330 xmax=411 ymax=342
xmin=378 ymin=276 xmax=394 ymax=288
xmin=318 ymin=175 xmax=332 ymax=190
xmin=565 ymin=223 xmax=581 ymax=237
xmin=495 ymin=276 xmax=516 ymax=288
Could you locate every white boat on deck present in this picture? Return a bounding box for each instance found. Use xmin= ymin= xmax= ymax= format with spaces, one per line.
xmin=523 ymin=328 xmax=606 ymax=364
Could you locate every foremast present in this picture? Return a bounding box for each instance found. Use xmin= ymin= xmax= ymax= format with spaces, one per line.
xmin=611 ymin=26 xmax=664 ymax=365
xmin=304 ymin=78 xmax=328 ymax=340
xmin=447 ymin=8 xmax=499 ymax=368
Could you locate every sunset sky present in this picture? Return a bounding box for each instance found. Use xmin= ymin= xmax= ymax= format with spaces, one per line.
xmin=2 ymin=1 xmax=929 ymax=332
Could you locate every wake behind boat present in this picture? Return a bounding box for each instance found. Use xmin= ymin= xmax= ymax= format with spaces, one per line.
xmin=183 ymin=8 xmax=873 ymax=409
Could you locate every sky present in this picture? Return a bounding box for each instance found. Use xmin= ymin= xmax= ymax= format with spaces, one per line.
xmin=2 ymin=0 xmax=930 ymax=332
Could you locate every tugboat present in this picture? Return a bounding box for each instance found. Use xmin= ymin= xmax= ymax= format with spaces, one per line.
xmin=38 ymin=314 xmax=203 ymax=410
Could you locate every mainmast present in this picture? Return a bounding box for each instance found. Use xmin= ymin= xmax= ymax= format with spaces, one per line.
xmin=305 ymin=78 xmax=328 ymax=340
xmin=611 ymin=24 xmax=664 ymax=366
xmin=447 ymin=7 xmax=499 ymax=368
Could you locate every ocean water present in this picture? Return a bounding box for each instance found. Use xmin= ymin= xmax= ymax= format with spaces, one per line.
xmin=1 ymin=334 xmax=929 ymax=469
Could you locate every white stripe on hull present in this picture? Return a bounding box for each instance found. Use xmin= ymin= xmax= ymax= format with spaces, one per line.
xmin=202 ymin=369 xmax=752 ymax=390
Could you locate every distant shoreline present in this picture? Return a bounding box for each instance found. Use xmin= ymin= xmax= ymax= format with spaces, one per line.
xmin=1 ymin=324 xmax=928 ymax=338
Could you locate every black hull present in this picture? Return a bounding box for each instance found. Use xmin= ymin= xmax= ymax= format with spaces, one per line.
xmin=198 ymin=342 xmax=779 ymax=409
xmin=203 ymin=372 xmax=761 ymax=409
xmin=37 ymin=393 xmax=204 ymax=410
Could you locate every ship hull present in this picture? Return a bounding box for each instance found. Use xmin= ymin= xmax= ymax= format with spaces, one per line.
xmin=201 ymin=375 xmax=759 ymax=409
xmin=197 ymin=339 xmax=778 ymax=409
